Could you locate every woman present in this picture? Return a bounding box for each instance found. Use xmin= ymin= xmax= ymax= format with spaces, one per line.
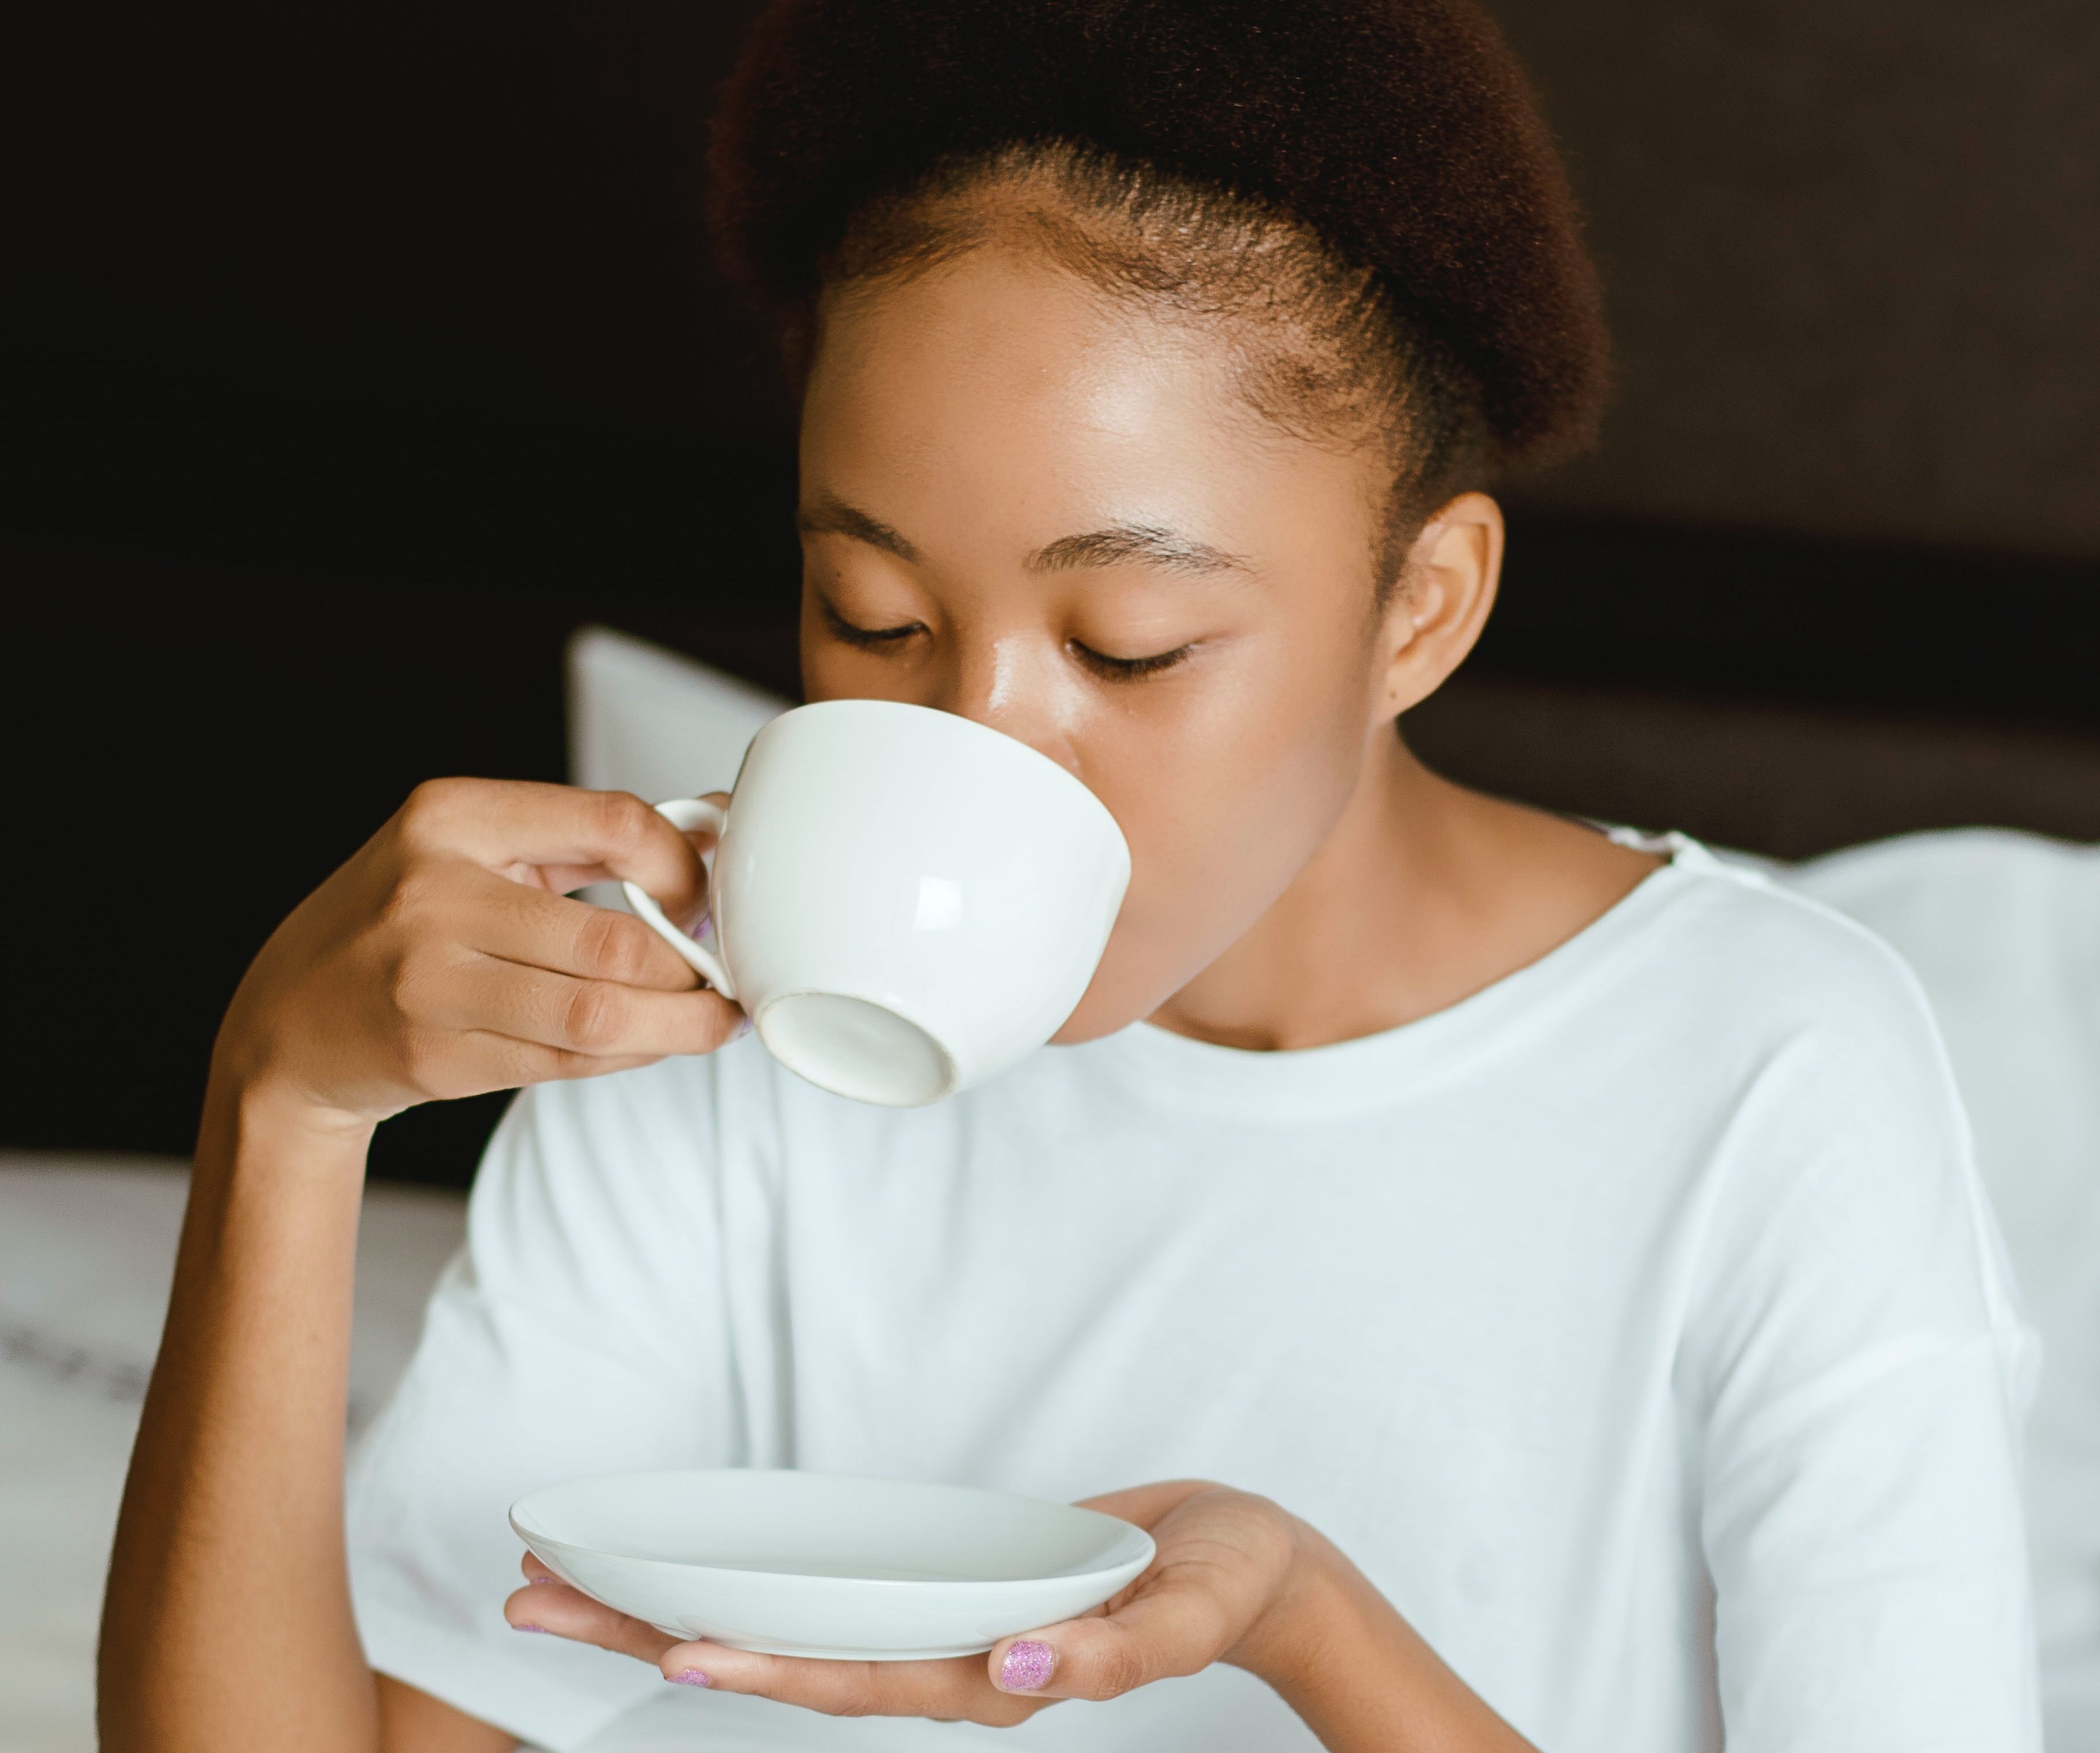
xmin=99 ymin=1 xmax=2040 ymax=1748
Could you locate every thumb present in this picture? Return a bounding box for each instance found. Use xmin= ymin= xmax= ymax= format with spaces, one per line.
xmin=988 ymin=1580 xmax=1230 ymax=1702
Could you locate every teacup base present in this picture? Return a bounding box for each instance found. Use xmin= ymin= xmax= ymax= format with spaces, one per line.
xmin=758 ymin=992 xmax=955 ymax=1107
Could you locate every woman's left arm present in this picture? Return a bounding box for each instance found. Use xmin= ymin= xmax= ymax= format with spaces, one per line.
xmin=507 ymin=1480 xmax=1535 ymax=1751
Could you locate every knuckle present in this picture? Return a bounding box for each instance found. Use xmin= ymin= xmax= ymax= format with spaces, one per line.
xmin=978 ymin=1697 xmax=1043 ymax=1729
xmin=816 ymin=1664 xmax=887 ymax=1719
xmin=494 ymin=1038 xmax=561 ymax=1090
xmin=376 ymin=867 xmax=439 ymax=932
xmin=397 ymin=777 xmax=466 ymax=845
xmin=563 ymin=981 xmax=630 ymax=1053
xmin=384 ymin=953 xmax=420 ymax=1017
xmin=1091 ymin=1642 xmax=1147 ymax=1700
xmin=578 ymin=906 xmax=653 ymax=984
xmin=398 ymin=1027 xmax=450 ymax=1095
xmin=592 ymin=788 xmax=656 ymax=853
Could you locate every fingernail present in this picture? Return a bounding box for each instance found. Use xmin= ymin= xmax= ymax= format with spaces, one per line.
xmin=667 ymin=1667 xmax=712 ymax=1688
xmin=1000 ymin=1640 xmax=1055 ymax=1692
xmin=528 ymin=1575 xmax=561 ymax=1586
xmin=734 ymin=1014 xmax=754 ymax=1040
xmin=513 ymin=1623 xmax=548 ymax=1634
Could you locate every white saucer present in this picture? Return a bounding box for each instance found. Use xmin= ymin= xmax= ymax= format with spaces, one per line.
xmin=509 ymin=1469 xmax=1156 ymax=1661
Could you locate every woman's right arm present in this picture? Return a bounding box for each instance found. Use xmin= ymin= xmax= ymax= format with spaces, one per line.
xmin=97 ymin=779 xmax=745 ymax=1753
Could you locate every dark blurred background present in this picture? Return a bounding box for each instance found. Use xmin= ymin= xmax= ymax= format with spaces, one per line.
xmin=5 ymin=0 xmax=2097 ymax=1184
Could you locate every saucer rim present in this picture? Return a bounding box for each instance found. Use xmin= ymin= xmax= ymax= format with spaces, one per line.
xmin=508 ymin=1467 xmax=1158 ymax=1595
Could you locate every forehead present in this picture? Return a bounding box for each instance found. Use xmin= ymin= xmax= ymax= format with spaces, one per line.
xmin=800 ymin=249 xmax=1380 ymax=559
xmin=807 ymin=251 xmax=1242 ymax=474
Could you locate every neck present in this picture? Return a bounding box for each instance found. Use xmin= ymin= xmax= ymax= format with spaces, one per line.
xmin=1147 ymin=726 xmax=1659 ymax=1053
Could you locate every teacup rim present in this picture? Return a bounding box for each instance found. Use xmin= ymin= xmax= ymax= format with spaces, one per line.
xmin=753 ymin=699 xmax=1126 ymax=843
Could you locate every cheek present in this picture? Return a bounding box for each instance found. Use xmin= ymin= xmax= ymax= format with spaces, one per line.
xmin=1077 ymin=618 xmax=1377 ymax=984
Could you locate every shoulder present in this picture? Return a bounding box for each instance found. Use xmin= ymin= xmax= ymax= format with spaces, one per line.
xmin=1631 ymin=837 xmax=1957 ymax=1087
xmin=1618 ymin=843 xmax=2004 ymax=1303
xmin=1637 ymin=848 xmax=2032 ymax=1389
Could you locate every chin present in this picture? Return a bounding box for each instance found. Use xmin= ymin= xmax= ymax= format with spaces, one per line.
xmin=1047 ymin=1013 xmax=1130 ymax=1047
xmin=1047 ymin=989 xmax=1137 ymax=1046
xmin=1047 ymin=951 xmax=1193 ymax=1046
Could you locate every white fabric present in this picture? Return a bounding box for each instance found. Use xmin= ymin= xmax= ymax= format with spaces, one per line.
xmin=0 ymin=1156 xmax=466 ymax=1753
xmin=348 ymin=839 xmax=2040 ymax=1753
xmin=1782 ymin=832 xmax=2100 ymax=1751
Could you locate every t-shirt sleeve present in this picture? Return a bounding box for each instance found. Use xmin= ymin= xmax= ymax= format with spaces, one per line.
xmin=347 ymin=1050 xmax=774 ymax=1751
xmin=1681 ymin=919 xmax=2043 ymax=1752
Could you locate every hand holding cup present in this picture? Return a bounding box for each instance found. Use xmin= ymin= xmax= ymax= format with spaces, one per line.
xmin=214 ymin=777 xmax=746 ymax=1130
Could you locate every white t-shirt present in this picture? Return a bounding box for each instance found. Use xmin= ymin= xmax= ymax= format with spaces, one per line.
xmin=348 ymin=838 xmax=2041 ymax=1752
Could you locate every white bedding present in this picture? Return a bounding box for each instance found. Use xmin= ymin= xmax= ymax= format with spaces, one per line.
xmin=0 ymin=1155 xmax=466 ymax=1753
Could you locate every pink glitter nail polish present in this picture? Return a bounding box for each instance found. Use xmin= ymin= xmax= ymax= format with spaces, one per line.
xmin=1000 ymin=1640 xmax=1055 ymax=1692
xmin=668 ymin=1667 xmax=713 ymax=1688
xmin=513 ymin=1623 xmax=548 ymax=1634
xmin=528 ymin=1575 xmax=562 ymax=1586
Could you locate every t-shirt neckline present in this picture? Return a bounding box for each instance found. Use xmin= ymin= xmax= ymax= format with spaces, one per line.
xmin=1075 ymin=830 xmax=1710 ymax=1121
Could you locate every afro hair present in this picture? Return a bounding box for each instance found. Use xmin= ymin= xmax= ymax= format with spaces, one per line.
xmin=709 ymin=0 xmax=1609 ymax=480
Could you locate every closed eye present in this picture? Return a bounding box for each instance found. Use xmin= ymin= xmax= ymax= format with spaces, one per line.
xmin=820 ymin=597 xmax=1194 ymax=679
xmin=1067 ymin=639 xmax=1196 ymax=680
xmin=820 ymin=597 xmax=922 ymax=648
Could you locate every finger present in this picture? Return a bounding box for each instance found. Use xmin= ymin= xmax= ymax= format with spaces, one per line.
xmin=650 ymin=1642 xmax=1044 ymax=1726
xmin=988 ymin=1576 xmax=1232 ymax=1703
xmin=414 ymin=951 xmax=745 ymax=1060
xmin=461 ymin=870 xmax=705 ymax=993
xmin=511 ymin=1551 xmax=672 ymax=1657
xmin=1071 ymin=1480 xmax=1217 ymax=1530
xmin=393 ymin=1024 xmax=666 ymax=1104
xmin=508 ymin=1557 xmax=1025 ymax=1718
xmin=504 ymin=1580 xmax=677 ymax=1666
xmin=518 ymin=790 xmax=733 ymax=908
xmin=396 ymin=780 xmax=708 ymax=923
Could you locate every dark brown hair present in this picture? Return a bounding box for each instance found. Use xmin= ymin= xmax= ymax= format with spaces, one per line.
xmin=709 ymin=0 xmax=1609 ymax=555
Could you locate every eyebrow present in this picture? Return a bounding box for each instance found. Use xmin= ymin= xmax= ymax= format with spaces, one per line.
xmin=799 ymin=496 xmax=1252 ymax=580
xmin=797 ymin=498 xmax=921 ymax=563
xmin=1026 ymin=523 xmax=1254 ymax=579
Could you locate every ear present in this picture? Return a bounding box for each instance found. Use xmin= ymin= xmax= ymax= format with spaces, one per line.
xmin=1370 ymin=491 xmax=1504 ymax=723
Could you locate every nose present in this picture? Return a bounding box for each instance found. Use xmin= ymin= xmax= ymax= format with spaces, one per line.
xmin=929 ymin=623 xmax=1078 ymax=772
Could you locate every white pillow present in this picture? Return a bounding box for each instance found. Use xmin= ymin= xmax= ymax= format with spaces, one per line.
xmin=1784 ymin=831 xmax=2100 ymax=1747
xmin=566 ymin=625 xmax=789 ymax=803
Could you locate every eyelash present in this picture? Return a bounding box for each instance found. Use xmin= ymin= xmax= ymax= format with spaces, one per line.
xmin=821 ymin=600 xmax=920 ymax=649
xmin=1069 ymin=641 xmax=1194 ymax=680
xmin=820 ymin=600 xmax=1195 ymax=681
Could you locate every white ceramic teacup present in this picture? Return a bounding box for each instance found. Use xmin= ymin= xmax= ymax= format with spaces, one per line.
xmin=620 ymin=699 xmax=1131 ymax=1106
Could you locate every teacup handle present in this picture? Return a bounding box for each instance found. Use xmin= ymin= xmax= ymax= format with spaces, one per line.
xmin=619 ymin=798 xmax=737 ymax=1000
